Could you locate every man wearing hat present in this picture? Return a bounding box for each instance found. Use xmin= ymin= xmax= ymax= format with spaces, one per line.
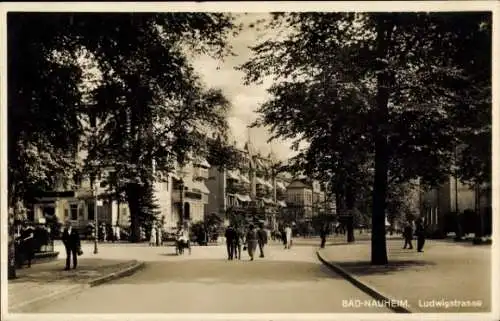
xmin=62 ymin=220 xmax=81 ymax=270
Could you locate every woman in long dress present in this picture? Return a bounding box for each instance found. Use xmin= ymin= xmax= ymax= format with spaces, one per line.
xmin=285 ymin=225 xmax=293 ymax=249
xmin=149 ymin=226 xmax=157 ymax=246
xmin=245 ymin=224 xmax=258 ymax=261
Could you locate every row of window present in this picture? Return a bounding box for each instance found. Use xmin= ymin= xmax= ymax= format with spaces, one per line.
xmin=425 ymin=207 xmax=439 ymax=226
xmin=63 ymin=203 xmax=94 ymax=221
xmin=287 ymin=192 xmax=313 ymax=204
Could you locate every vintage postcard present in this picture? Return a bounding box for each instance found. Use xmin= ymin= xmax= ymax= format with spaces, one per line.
xmin=1 ymin=2 xmax=498 ymax=321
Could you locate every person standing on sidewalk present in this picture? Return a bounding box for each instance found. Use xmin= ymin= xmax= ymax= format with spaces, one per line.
xmin=225 ymin=225 xmax=236 ymax=260
xmin=284 ymin=224 xmax=293 ymax=249
xmin=319 ymin=224 xmax=328 ymax=249
xmin=62 ymin=221 xmax=81 ymax=270
xmin=19 ymin=223 xmax=35 ymax=268
xmin=403 ymin=222 xmax=414 ymax=249
xmin=257 ymin=223 xmax=268 ymax=258
xmin=280 ymin=227 xmax=287 ymax=247
xmin=415 ymin=218 xmax=426 ymax=252
xmin=245 ymin=224 xmax=258 ymax=261
xmin=234 ymin=225 xmax=243 ymax=260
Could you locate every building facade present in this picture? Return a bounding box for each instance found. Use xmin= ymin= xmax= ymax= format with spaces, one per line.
xmin=205 ymin=145 xmax=288 ymax=229
xmin=169 ymin=158 xmax=211 ymax=231
xmin=420 ymin=176 xmax=492 ymax=236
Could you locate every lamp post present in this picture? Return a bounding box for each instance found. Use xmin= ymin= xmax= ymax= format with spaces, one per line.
xmin=93 ymin=179 xmax=98 ymax=254
xmin=177 ymin=168 xmax=189 ymax=228
xmin=89 ymin=173 xmax=99 ymax=255
xmin=8 ymin=207 xmax=16 ymax=279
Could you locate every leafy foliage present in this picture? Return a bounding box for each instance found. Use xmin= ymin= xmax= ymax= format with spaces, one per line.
xmin=206 ymin=135 xmax=244 ymax=171
xmin=240 ymin=12 xmax=491 ymax=264
xmin=8 ymin=12 xmax=237 ymax=243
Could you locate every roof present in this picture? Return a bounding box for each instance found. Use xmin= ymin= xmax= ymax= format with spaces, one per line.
xmin=287 ymin=180 xmax=312 ymax=190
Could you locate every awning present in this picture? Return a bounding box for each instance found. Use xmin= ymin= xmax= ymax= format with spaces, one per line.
xmin=276 ymin=181 xmax=287 ymax=190
xmin=193 ymin=181 xmax=210 ymax=194
xmin=264 ymin=180 xmax=273 ymax=189
xmin=255 ymin=177 xmax=266 ymax=186
xmin=182 ymin=178 xmax=197 ymax=190
xmin=239 ymin=174 xmax=250 ymax=184
xmin=236 ymin=194 xmax=252 ymax=202
xmin=278 ymin=200 xmax=287 ymax=207
xmin=193 ymin=158 xmax=211 ymax=168
xmin=255 ymin=158 xmax=265 ymax=169
xmin=227 ymin=170 xmax=240 ymax=181
xmin=262 ymin=198 xmax=274 ymax=205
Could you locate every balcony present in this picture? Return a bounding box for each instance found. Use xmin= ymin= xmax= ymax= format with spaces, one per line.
xmin=193 ymin=166 xmax=209 ymax=180
xmin=226 ymin=181 xmax=250 ymax=195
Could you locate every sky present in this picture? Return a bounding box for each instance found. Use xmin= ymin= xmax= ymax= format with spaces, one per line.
xmin=75 ymin=13 xmax=299 ymax=162
xmin=190 ymin=13 xmax=298 ymax=162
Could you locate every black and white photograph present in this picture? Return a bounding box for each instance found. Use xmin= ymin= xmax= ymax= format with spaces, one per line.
xmin=1 ymin=2 xmax=498 ymax=320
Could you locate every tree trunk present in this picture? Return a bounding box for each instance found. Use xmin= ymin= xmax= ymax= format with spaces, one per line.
xmin=371 ymin=15 xmax=391 ymax=265
xmin=126 ymin=183 xmax=142 ymax=243
xmin=8 ymin=190 xmax=17 ymax=279
xmin=345 ymin=184 xmax=356 ymax=243
xmin=474 ymin=184 xmax=484 ymax=240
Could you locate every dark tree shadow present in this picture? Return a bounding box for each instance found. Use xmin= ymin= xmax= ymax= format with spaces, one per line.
xmin=336 ymin=260 xmax=436 ymax=276
xmin=9 ymin=259 xmax=135 ymax=285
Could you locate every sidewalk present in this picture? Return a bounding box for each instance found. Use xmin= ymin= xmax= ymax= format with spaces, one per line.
xmin=8 ymin=258 xmax=143 ymax=313
xmin=318 ymin=239 xmax=491 ymax=313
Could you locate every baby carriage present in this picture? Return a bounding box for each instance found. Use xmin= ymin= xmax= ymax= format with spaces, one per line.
xmin=175 ymin=238 xmax=191 ymax=255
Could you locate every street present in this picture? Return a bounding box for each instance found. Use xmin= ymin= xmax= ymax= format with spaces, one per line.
xmin=34 ymin=243 xmax=391 ymax=313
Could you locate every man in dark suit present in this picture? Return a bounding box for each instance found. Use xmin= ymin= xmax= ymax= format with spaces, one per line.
xmin=225 ymin=225 xmax=236 ymax=260
xmin=257 ymin=223 xmax=268 ymax=258
xmin=62 ymin=221 xmax=81 ymax=270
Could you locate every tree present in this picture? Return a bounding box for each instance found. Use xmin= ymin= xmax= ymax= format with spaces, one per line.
xmin=7 ymin=13 xmax=86 ymax=279
xmin=66 ymin=13 xmax=237 ymax=242
xmin=240 ymin=12 xmax=491 ymax=264
xmin=206 ymin=134 xmax=244 ymax=171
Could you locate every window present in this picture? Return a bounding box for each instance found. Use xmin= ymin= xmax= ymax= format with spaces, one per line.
xmin=70 ymin=204 xmax=78 ymax=220
xmin=87 ymin=202 xmax=95 ymax=220
xmin=79 ymin=205 xmax=84 ymax=218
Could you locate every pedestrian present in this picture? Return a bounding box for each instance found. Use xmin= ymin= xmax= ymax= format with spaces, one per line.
xmin=257 ymin=223 xmax=268 ymax=258
xmin=281 ymin=227 xmax=287 ymax=247
xmin=225 ymin=225 xmax=236 ymax=260
xmin=285 ymin=224 xmax=293 ymax=249
xmin=157 ymin=225 xmax=163 ymax=246
xmin=115 ymin=225 xmax=121 ymax=241
xmin=149 ymin=226 xmax=157 ymax=246
xmin=234 ymin=225 xmax=243 ymax=260
xmin=245 ymin=224 xmax=258 ymax=261
xmin=320 ymin=224 xmax=328 ymax=249
xmin=62 ymin=221 xmax=81 ymax=270
xmin=18 ymin=223 xmax=35 ymax=268
xmin=415 ymin=218 xmax=426 ymax=252
xmin=403 ymin=222 xmax=414 ymax=249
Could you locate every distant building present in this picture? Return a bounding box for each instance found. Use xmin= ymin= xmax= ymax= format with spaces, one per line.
xmin=169 ymin=158 xmax=211 ymax=231
xmin=205 ymin=143 xmax=288 ymax=229
xmin=284 ymin=178 xmax=333 ymax=223
xmin=419 ymin=177 xmax=492 ymax=236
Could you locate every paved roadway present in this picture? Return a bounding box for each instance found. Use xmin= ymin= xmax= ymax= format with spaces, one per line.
xmin=35 ymin=242 xmax=391 ymax=313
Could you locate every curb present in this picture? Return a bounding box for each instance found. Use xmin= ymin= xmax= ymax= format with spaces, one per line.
xmin=9 ymin=261 xmax=145 ymax=313
xmin=89 ymin=261 xmax=145 ymax=287
xmin=316 ymin=250 xmax=413 ymax=313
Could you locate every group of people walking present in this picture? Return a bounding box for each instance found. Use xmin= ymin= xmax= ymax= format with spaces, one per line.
xmin=403 ymin=218 xmax=426 ymax=252
xmin=225 ymin=223 xmax=297 ymax=261
xmin=225 ymin=223 xmax=269 ymax=261
xmin=149 ymin=225 xmax=163 ymax=247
